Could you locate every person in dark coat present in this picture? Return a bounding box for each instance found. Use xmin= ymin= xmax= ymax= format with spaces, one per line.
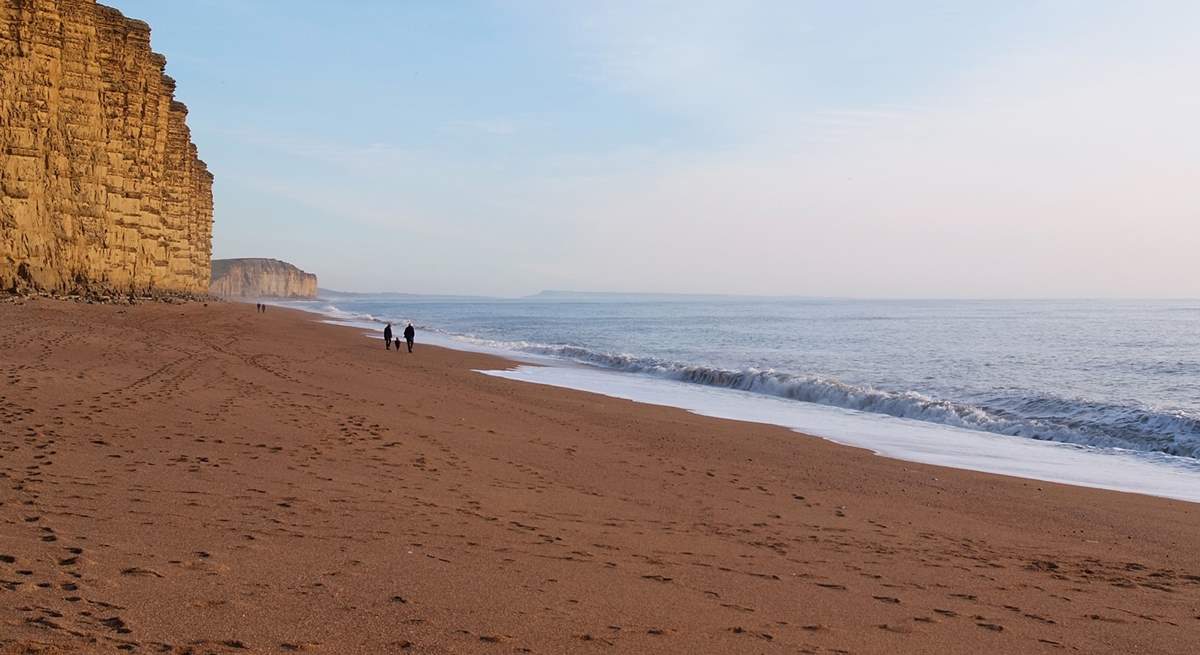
xmin=383 ymin=323 xmax=393 ymax=350
xmin=403 ymin=323 xmax=415 ymax=353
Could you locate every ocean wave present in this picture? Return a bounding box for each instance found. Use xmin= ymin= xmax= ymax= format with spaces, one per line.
xmin=315 ymin=303 xmax=381 ymax=324
xmin=454 ymin=338 xmax=1200 ymax=459
xmin=278 ymin=300 xmax=388 ymax=326
xmin=303 ymin=300 xmax=1200 ymax=459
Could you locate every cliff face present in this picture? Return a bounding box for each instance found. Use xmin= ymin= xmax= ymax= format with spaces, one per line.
xmin=0 ymin=0 xmax=213 ymax=296
xmin=209 ymin=259 xmax=317 ymax=299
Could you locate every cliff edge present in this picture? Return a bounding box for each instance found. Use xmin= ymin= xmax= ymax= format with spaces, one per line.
xmin=0 ymin=0 xmax=214 ymax=297
xmin=210 ymin=258 xmax=317 ymax=299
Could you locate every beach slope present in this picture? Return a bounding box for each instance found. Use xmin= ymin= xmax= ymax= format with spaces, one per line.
xmin=1 ymin=300 xmax=1198 ymax=654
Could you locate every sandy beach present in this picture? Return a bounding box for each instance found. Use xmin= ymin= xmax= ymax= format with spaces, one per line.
xmin=1 ymin=299 xmax=1198 ymax=654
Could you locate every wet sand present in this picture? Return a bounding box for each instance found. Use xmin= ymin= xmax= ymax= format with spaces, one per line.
xmin=1 ymin=299 xmax=1198 ymax=654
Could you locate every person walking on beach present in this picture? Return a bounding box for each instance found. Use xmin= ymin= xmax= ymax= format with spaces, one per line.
xmin=404 ymin=322 xmax=415 ymax=353
xmin=384 ymin=322 xmax=393 ymax=350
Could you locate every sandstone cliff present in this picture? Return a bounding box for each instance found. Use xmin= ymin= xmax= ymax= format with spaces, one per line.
xmin=0 ymin=0 xmax=213 ymax=297
xmin=209 ymin=259 xmax=318 ymax=299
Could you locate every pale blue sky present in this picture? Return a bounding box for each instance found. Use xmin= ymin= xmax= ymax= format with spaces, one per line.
xmin=117 ymin=1 xmax=1199 ymax=297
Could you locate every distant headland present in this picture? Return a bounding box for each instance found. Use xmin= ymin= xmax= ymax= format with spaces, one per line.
xmin=209 ymin=258 xmax=317 ymax=299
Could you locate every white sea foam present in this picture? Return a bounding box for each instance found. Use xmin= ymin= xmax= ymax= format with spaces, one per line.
xmin=280 ymin=297 xmax=1200 ymax=502
xmin=284 ymin=299 xmax=1200 ymax=457
xmin=412 ymin=336 xmax=1200 ymax=459
xmin=481 ymin=365 xmax=1200 ymax=504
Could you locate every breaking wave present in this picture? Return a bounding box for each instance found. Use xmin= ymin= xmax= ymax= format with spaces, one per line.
xmin=295 ymin=299 xmax=1200 ymax=460
xmin=454 ymin=338 xmax=1200 ymax=459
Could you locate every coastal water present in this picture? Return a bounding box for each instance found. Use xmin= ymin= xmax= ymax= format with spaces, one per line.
xmin=280 ymin=294 xmax=1200 ymax=500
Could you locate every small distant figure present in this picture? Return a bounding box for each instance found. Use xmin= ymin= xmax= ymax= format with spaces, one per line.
xmin=403 ymin=322 xmax=415 ymax=353
xmin=394 ymin=337 xmax=402 ymax=352
xmin=383 ymin=322 xmax=393 ymax=350
xmin=256 ymin=302 xmax=262 ymax=313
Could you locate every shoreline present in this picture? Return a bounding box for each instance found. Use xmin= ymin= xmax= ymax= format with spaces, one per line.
xmin=293 ymin=300 xmax=1200 ymax=505
xmin=2 ymin=299 xmax=1198 ymax=653
xmin=483 ymin=365 xmax=1200 ymax=504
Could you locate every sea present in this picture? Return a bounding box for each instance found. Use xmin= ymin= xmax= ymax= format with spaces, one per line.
xmin=277 ymin=294 xmax=1200 ymax=502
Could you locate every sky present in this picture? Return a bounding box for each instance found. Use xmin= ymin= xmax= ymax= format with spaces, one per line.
xmin=115 ymin=0 xmax=1199 ymax=298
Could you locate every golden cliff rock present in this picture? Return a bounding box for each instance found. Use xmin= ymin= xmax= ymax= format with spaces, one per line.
xmin=209 ymin=259 xmax=318 ymax=299
xmin=0 ymin=0 xmax=213 ymax=296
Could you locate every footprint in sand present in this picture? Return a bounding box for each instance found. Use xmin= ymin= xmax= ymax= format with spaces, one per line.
xmin=100 ymin=615 xmax=132 ymax=634
xmin=728 ymin=626 xmax=773 ymax=640
xmin=120 ymin=567 xmax=164 ymax=578
xmin=281 ymin=642 xmax=323 ymax=652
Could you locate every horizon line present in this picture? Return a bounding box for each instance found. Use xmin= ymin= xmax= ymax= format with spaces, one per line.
xmin=315 ymin=288 xmax=1200 ymax=303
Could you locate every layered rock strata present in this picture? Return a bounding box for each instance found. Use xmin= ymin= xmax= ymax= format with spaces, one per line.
xmin=209 ymin=258 xmax=318 ymax=299
xmin=0 ymin=0 xmax=213 ymax=296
